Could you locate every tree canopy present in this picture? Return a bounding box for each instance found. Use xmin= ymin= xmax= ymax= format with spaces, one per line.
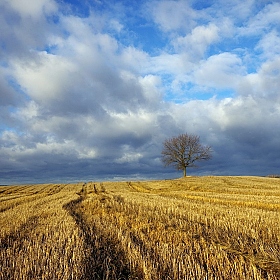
xmin=162 ymin=133 xmax=212 ymax=177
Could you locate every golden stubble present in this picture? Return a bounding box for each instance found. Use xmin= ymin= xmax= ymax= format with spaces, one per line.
xmin=0 ymin=176 xmax=279 ymax=279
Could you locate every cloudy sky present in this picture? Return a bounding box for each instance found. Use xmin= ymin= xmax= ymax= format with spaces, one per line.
xmin=1 ymin=0 xmax=280 ymax=184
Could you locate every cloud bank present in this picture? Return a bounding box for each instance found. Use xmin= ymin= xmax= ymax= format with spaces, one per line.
xmin=1 ymin=0 xmax=280 ymax=184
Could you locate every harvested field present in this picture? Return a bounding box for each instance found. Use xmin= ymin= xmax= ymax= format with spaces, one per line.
xmin=0 ymin=176 xmax=279 ymax=279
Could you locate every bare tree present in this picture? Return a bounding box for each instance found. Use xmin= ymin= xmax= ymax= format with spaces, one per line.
xmin=162 ymin=133 xmax=212 ymax=177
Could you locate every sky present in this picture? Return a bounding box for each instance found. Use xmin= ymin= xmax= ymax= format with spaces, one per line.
xmin=1 ymin=0 xmax=280 ymax=184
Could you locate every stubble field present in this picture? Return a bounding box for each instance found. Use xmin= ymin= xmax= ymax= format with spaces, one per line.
xmin=0 ymin=176 xmax=279 ymax=279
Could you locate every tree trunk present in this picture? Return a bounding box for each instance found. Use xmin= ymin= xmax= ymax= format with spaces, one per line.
xmin=183 ymin=167 xmax=186 ymax=177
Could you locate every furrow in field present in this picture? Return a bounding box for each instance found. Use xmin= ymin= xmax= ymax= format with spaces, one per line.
xmin=0 ymin=177 xmax=279 ymax=279
xmin=64 ymin=192 xmax=140 ymax=280
xmin=0 ymin=183 xmax=86 ymax=279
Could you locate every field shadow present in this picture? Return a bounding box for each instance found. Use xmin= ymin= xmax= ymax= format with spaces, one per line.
xmin=64 ymin=196 xmax=141 ymax=280
xmin=1 ymin=215 xmax=41 ymax=250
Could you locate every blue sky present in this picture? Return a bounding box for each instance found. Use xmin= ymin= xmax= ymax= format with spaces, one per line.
xmin=1 ymin=0 xmax=280 ymax=184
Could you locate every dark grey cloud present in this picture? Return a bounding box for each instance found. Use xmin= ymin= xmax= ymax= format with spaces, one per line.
xmin=1 ymin=0 xmax=280 ymax=184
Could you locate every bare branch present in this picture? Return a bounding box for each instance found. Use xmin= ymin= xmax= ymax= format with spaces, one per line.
xmin=161 ymin=133 xmax=212 ymax=176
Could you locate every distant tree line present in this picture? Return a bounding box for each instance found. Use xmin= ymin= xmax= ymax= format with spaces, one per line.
xmin=267 ymin=175 xmax=280 ymax=178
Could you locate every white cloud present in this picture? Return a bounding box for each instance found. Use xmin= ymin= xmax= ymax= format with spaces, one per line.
xmin=77 ymin=147 xmax=98 ymax=159
xmin=149 ymin=0 xmax=197 ymax=32
xmin=109 ymin=19 xmax=124 ymax=33
xmin=1 ymin=136 xmax=76 ymax=161
xmin=240 ymin=2 xmax=280 ymax=35
xmin=116 ymin=145 xmax=143 ymax=163
xmin=255 ymin=30 xmax=280 ymax=60
xmin=120 ymin=46 xmax=149 ymax=73
xmin=6 ymin=0 xmax=57 ymax=19
xmin=149 ymin=52 xmax=193 ymax=77
xmin=214 ymin=0 xmax=255 ymax=21
xmin=138 ymin=74 xmax=163 ymax=105
xmin=106 ymin=110 xmax=157 ymax=140
xmin=173 ymin=23 xmax=220 ymax=58
xmin=193 ymin=52 xmax=245 ymax=88
xmin=12 ymin=52 xmax=76 ymax=105
xmin=238 ymin=57 xmax=280 ymax=102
